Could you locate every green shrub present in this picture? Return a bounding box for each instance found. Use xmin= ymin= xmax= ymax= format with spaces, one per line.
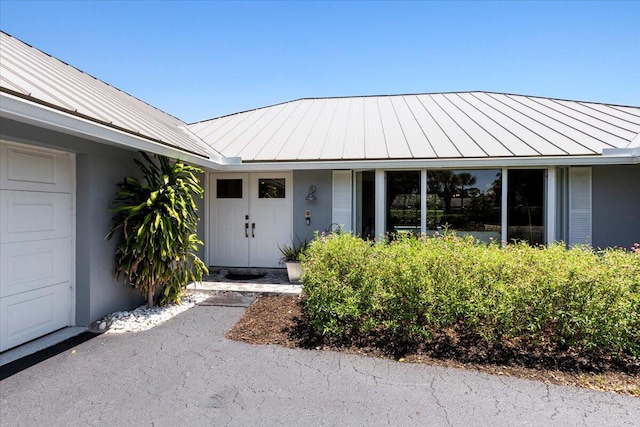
xmin=301 ymin=232 xmax=640 ymax=359
xmin=107 ymin=153 xmax=208 ymax=307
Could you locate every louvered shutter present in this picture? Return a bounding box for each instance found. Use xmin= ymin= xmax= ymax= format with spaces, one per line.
xmin=568 ymin=167 xmax=592 ymax=246
xmin=332 ymin=170 xmax=352 ymax=232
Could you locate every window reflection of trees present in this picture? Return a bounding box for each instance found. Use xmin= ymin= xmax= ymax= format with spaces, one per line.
xmin=258 ymin=179 xmax=285 ymax=199
xmin=387 ymin=171 xmax=421 ymax=234
xmin=427 ymin=170 xmax=501 ymax=235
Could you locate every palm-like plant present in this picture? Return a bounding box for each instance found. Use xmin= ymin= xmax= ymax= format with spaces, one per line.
xmin=107 ymin=152 xmax=208 ymax=307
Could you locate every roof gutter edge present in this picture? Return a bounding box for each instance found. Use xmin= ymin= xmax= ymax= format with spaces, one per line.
xmin=602 ymin=147 xmax=640 ymax=164
xmin=218 ymin=154 xmax=638 ymax=171
xmin=1 ymin=93 xmax=225 ymax=170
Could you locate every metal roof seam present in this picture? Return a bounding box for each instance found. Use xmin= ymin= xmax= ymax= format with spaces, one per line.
xmin=318 ymin=97 xmax=340 ymax=158
xmin=0 ymin=88 xmax=209 ymax=158
xmin=197 ymin=107 xmax=259 ymax=142
xmin=416 ymin=94 xmax=462 ymax=157
xmin=475 ymin=92 xmax=569 ymax=155
xmin=575 ymin=101 xmax=640 ymax=127
xmin=5 ymin=40 xmax=123 ymax=126
xmin=0 ymin=76 xmax=27 ymax=94
xmin=458 ymin=93 xmax=544 ymax=155
xmin=176 ymin=124 xmax=226 ymax=159
xmin=509 ymin=94 xmax=617 ymax=150
xmin=552 ymin=99 xmax=640 ymax=135
xmin=188 ymin=90 xmax=640 ymax=124
xmin=605 ymin=104 xmax=640 ymax=120
xmin=445 ymin=93 xmax=516 ymax=156
xmin=431 ymin=94 xmax=489 ymax=157
xmin=252 ymin=98 xmax=304 ymax=160
xmin=216 ymin=108 xmax=275 ymax=154
xmin=374 ymin=97 xmax=391 ymax=159
xmin=293 ymin=98 xmax=330 ymax=160
xmin=1 ymin=32 xmax=213 ymax=156
xmin=272 ymin=99 xmax=315 ymax=161
xmin=388 ymin=96 xmax=415 ymax=158
xmin=539 ymin=97 xmax=636 ymax=142
xmin=65 ymin=65 xmax=200 ymax=149
xmin=337 ymin=97 xmax=353 ymax=160
xmin=1 ymin=32 xmax=187 ymax=124
xmin=230 ymin=103 xmax=289 ymax=159
xmin=196 ymin=115 xmax=247 ymax=150
xmin=1 ymin=55 xmax=79 ymax=113
xmin=401 ymin=95 xmax=436 ymax=157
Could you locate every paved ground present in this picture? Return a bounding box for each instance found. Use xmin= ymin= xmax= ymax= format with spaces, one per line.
xmin=188 ymin=268 xmax=302 ymax=294
xmin=1 ymin=304 xmax=639 ymax=427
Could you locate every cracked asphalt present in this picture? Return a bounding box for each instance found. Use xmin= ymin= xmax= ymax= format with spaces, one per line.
xmin=1 ymin=304 xmax=639 ymax=426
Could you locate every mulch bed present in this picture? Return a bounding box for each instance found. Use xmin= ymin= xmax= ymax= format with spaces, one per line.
xmin=226 ymin=295 xmax=640 ymax=397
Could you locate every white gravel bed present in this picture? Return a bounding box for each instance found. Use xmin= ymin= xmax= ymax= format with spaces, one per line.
xmin=100 ymin=292 xmax=210 ymax=333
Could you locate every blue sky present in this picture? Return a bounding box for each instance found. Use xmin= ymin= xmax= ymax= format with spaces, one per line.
xmin=1 ymin=1 xmax=638 ymax=123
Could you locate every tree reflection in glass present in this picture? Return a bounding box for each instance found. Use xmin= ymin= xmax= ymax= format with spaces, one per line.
xmin=427 ymin=170 xmax=501 ymax=242
xmin=386 ymin=171 xmax=421 ymax=235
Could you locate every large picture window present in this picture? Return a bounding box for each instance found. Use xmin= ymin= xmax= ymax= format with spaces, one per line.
xmin=507 ymin=169 xmax=545 ymax=245
xmin=427 ymin=169 xmax=501 ymax=242
xmin=387 ymin=171 xmax=421 ymax=235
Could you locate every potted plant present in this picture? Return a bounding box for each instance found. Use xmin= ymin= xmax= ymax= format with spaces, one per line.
xmin=278 ymin=237 xmax=308 ymax=283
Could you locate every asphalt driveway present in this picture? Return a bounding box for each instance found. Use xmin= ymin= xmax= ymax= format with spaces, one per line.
xmin=1 ymin=303 xmax=638 ymax=427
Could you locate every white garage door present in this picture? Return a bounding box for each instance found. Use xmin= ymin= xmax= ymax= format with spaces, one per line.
xmin=0 ymin=141 xmax=74 ymax=352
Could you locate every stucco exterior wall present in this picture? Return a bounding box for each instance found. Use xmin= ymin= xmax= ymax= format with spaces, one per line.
xmin=592 ymin=164 xmax=640 ymax=250
xmin=193 ymin=172 xmax=206 ymax=261
xmin=293 ymin=170 xmax=333 ymax=243
xmin=1 ymin=118 xmax=144 ymax=325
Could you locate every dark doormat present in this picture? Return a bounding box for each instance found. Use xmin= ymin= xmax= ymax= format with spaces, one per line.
xmin=198 ymin=292 xmax=256 ymax=307
xmin=225 ymin=273 xmax=265 ymax=281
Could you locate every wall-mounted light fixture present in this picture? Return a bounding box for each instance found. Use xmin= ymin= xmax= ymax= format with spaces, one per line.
xmin=305 ymin=185 xmax=317 ymax=201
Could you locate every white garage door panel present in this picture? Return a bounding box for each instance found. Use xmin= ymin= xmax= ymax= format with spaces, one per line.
xmin=0 ymin=144 xmax=71 ymax=192
xmin=1 ymin=190 xmax=71 ymax=243
xmin=0 ymin=282 xmax=70 ymax=351
xmin=0 ymin=140 xmax=74 ymax=352
xmin=0 ymin=238 xmax=71 ymax=297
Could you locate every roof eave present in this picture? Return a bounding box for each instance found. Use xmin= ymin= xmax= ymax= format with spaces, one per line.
xmin=219 ymin=153 xmax=639 ymax=171
xmin=0 ymin=92 xmax=229 ymax=170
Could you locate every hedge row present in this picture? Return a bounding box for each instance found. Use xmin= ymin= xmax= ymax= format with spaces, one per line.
xmin=301 ymin=233 xmax=640 ymax=358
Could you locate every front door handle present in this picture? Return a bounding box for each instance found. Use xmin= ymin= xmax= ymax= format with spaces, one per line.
xmin=251 ymin=223 xmax=255 ymax=238
xmin=245 ymin=223 xmax=249 ymax=238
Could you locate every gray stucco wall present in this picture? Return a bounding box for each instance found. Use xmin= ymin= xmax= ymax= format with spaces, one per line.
xmin=592 ymin=164 xmax=640 ymax=250
xmin=293 ymin=170 xmax=333 ymax=243
xmin=194 ymin=172 xmax=206 ymax=261
xmin=2 ymin=119 xmax=145 ymax=325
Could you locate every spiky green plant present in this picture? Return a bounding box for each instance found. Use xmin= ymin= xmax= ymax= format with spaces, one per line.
xmin=107 ymin=152 xmax=208 ymax=308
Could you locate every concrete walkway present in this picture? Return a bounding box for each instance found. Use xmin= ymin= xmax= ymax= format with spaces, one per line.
xmin=188 ymin=268 xmax=303 ymax=294
xmin=1 ymin=303 xmax=638 ymax=426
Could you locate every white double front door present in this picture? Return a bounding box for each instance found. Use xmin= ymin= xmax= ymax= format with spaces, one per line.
xmin=209 ymin=173 xmax=293 ymax=268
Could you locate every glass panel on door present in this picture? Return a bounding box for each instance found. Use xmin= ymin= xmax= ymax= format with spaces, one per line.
xmin=258 ymin=178 xmax=286 ymax=198
xmin=216 ymin=179 xmax=243 ymax=198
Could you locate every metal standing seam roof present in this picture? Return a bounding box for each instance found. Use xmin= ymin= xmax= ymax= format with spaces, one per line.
xmin=0 ymin=31 xmax=215 ymax=159
xmin=1 ymin=31 xmax=638 ymax=166
xmin=188 ymin=92 xmax=640 ymax=162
